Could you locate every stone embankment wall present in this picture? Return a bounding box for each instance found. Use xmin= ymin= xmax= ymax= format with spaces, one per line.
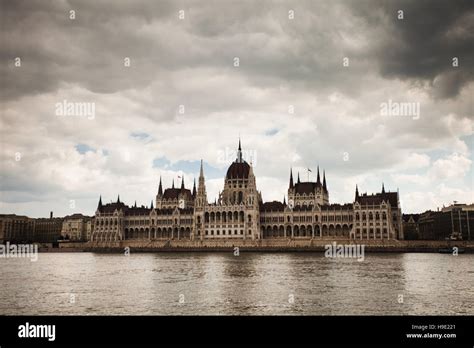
xmin=55 ymin=239 xmax=474 ymax=253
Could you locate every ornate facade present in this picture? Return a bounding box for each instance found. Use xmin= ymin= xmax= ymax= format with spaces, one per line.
xmin=90 ymin=141 xmax=403 ymax=242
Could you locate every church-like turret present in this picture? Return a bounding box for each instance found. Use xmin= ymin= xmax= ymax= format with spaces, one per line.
xmin=158 ymin=176 xmax=163 ymax=196
xmin=97 ymin=195 xmax=103 ymax=211
xmin=196 ymin=160 xmax=207 ymax=208
xmin=323 ymin=171 xmax=327 ymax=192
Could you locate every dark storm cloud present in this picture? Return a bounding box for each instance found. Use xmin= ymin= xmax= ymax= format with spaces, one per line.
xmin=2 ymin=0 xmax=472 ymax=103
xmin=348 ymin=0 xmax=474 ymax=99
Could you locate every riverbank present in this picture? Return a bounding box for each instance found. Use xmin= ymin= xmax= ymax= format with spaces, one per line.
xmin=46 ymin=239 xmax=474 ymax=253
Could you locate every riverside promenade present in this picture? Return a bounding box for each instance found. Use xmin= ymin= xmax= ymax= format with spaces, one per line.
xmin=53 ymin=239 xmax=474 ymax=253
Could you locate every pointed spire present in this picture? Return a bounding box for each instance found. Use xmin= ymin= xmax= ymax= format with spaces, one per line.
xmin=192 ymin=178 xmax=196 ymax=196
xmin=117 ymin=195 xmax=120 ymax=203
xmin=297 ymin=172 xmax=301 ymax=184
xmin=236 ymin=138 xmax=243 ymax=163
xmin=150 ymin=200 xmax=154 ymax=209
xmin=382 ymin=182 xmax=385 ymax=194
xmin=172 ymin=179 xmax=175 ymax=189
xmin=317 ymin=165 xmax=321 ymax=184
xmin=158 ymin=176 xmax=163 ymax=195
xmin=134 ymin=200 xmax=137 ymax=208
xmin=197 ymin=159 xmax=207 ymax=206
xmin=283 ymin=196 xmax=286 ymax=205
xmin=323 ymin=170 xmax=327 ymax=191
xmin=355 ymin=184 xmax=359 ymax=200
xmin=199 ymin=159 xmax=204 ymax=177
xmin=289 ymin=168 xmax=294 ymax=188
xmin=97 ymin=195 xmax=103 ymax=209
xmin=181 ymin=175 xmax=185 ymax=190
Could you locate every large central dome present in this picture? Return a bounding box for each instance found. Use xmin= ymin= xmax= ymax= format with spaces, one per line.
xmin=226 ymin=161 xmax=250 ymax=179
xmin=225 ymin=139 xmax=250 ymax=179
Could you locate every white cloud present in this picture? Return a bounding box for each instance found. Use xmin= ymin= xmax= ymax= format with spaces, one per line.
xmin=1 ymin=1 xmax=473 ymax=216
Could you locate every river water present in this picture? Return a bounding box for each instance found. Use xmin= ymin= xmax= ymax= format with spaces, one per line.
xmin=0 ymin=252 xmax=472 ymax=315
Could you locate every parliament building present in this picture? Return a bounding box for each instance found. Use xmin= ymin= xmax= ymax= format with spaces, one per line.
xmin=90 ymin=141 xmax=403 ymax=242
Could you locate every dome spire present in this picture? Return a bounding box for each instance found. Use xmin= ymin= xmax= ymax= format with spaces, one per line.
xmin=237 ymin=138 xmax=243 ymax=163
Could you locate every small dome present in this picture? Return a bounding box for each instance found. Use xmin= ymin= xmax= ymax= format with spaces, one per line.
xmin=226 ymin=161 xmax=250 ymax=179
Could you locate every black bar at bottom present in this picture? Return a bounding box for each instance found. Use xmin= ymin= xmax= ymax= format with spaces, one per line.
xmin=0 ymin=315 xmax=472 ymax=346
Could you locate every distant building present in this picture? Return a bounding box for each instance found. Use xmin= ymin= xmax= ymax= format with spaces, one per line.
xmin=60 ymin=214 xmax=93 ymax=241
xmin=33 ymin=211 xmax=64 ymax=243
xmin=91 ymin=140 xmax=404 ymax=242
xmin=0 ymin=214 xmax=35 ymax=243
xmin=402 ymin=214 xmax=420 ymax=240
xmin=418 ymin=203 xmax=473 ymax=240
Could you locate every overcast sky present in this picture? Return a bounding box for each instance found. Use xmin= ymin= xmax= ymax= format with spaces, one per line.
xmin=1 ymin=0 xmax=473 ymax=217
